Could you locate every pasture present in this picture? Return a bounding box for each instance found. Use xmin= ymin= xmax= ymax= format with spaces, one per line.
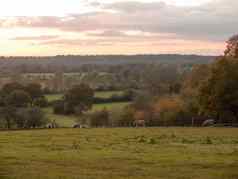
xmin=0 ymin=128 xmax=238 ymax=179
xmin=44 ymin=102 xmax=130 ymax=127
xmin=46 ymin=91 xmax=124 ymax=102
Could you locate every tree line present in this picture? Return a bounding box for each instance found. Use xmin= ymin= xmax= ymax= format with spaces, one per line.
xmin=0 ymin=35 xmax=237 ymax=129
xmin=0 ymin=83 xmax=48 ymax=129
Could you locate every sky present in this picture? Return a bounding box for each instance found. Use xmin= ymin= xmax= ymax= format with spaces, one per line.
xmin=0 ymin=0 xmax=237 ymax=56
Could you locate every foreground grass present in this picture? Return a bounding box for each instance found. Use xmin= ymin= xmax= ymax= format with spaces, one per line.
xmin=0 ymin=128 xmax=238 ymax=179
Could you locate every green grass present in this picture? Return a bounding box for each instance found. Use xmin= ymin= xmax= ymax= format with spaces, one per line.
xmin=45 ymin=94 xmax=63 ymax=102
xmin=0 ymin=128 xmax=238 ymax=179
xmin=46 ymin=91 xmax=124 ymax=102
xmin=44 ymin=102 xmax=130 ymax=127
xmin=91 ymin=102 xmax=130 ymax=112
xmin=94 ymin=91 xmax=123 ymax=98
xmin=43 ymin=108 xmax=77 ymax=127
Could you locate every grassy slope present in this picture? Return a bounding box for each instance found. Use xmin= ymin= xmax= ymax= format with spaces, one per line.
xmin=0 ymin=128 xmax=238 ymax=179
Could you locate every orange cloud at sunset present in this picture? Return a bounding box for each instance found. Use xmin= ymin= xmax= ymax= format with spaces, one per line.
xmin=0 ymin=0 xmax=236 ymax=56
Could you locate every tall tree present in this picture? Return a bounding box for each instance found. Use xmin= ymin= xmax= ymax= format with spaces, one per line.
xmin=1 ymin=82 xmax=24 ymax=97
xmin=64 ymin=84 xmax=94 ymax=114
xmin=225 ymin=34 xmax=238 ymax=58
xmin=198 ymin=58 xmax=238 ymax=122
xmin=25 ymin=83 xmax=43 ymax=105
xmin=5 ymin=90 xmax=31 ymax=108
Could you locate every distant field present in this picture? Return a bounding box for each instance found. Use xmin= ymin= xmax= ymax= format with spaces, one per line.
xmin=46 ymin=91 xmax=124 ymax=102
xmin=44 ymin=102 xmax=130 ymax=127
xmin=91 ymin=102 xmax=130 ymax=112
xmin=0 ymin=128 xmax=238 ymax=179
xmin=46 ymin=94 xmax=63 ymax=102
xmin=94 ymin=91 xmax=124 ymax=98
xmin=43 ymin=108 xmax=77 ymax=127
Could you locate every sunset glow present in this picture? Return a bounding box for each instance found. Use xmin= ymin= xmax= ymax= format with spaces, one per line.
xmin=0 ymin=0 xmax=236 ymax=56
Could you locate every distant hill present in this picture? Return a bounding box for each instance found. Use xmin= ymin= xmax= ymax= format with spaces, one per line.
xmin=0 ymin=54 xmax=216 ymax=73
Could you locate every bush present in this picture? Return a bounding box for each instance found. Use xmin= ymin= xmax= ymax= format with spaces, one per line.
xmin=15 ymin=107 xmax=48 ymax=128
xmin=89 ymin=109 xmax=109 ymax=127
xmin=53 ymin=100 xmax=65 ymax=115
xmin=119 ymin=106 xmax=135 ymax=127
xmin=64 ymin=84 xmax=94 ymax=114
xmin=34 ymin=96 xmax=48 ymax=108
xmin=6 ymin=90 xmax=31 ymax=108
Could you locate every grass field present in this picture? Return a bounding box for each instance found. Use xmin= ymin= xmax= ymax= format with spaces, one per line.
xmin=46 ymin=94 xmax=63 ymax=102
xmin=94 ymin=91 xmax=124 ymax=98
xmin=0 ymin=128 xmax=238 ymax=179
xmin=44 ymin=102 xmax=130 ymax=127
xmin=46 ymin=91 xmax=123 ymax=102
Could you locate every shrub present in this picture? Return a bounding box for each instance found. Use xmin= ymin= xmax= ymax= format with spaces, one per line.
xmin=34 ymin=96 xmax=48 ymax=108
xmin=90 ymin=108 xmax=109 ymax=127
xmin=53 ymin=100 xmax=65 ymax=115
xmin=15 ymin=107 xmax=48 ymax=128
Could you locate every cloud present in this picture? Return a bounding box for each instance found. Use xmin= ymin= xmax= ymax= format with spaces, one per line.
xmin=11 ymin=35 xmax=59 ymax=41
xmin=102 ymin=1 xmax=166 ymax=13
xmin=99 ymin=0 xmax=238 ymax=41
xmin=87 ymin=30 xmax=128 ymax=37
xmin=39 ymin=38 xmax=115 ymax=46
xmin=0 ymin=0 xmax=237 ymax=43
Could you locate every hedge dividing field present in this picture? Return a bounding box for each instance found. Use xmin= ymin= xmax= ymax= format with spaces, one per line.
xmin=0 ymin=127 xmax=238 ymax=179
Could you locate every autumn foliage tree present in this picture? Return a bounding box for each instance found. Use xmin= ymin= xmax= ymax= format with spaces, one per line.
xmin=153 ymin=96 xmax=184 ymax=126
xmin=198 ymin=57 xmax=238 ymax=123
xmin=224 ymin=34 xmax=238 ymax=58
xmin=197 ymin=35 xmax=238 ymax=123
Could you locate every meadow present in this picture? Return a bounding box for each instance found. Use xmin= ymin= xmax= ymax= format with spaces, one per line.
xmin=45 ymin=91 xmax=124 ymax=102
xmin=0 ymin=127 xmax=238 ymax=179
xmin=45 ymin=91 xmax=130 ymax=127
xmin=44 ymin=102 xmax=130 ymax=127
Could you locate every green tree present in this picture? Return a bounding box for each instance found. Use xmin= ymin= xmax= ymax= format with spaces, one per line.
xmin=34 ymin=96 xmax=48 ymax=108
xmin=120 ymin=106 xmax=135 ymax=127
xmin=181 ymin=64 xmax=210 ymax=117
xmin=1 ymin=82 xmax=24 ymax=97
xmin=15 ymin=107 xmax=47 ymax=128
xmin=6 ymin=90 xmax=31 ymax=108
xmin=25 ymin=107 xmax=47 ymax=128
xmin=182 ymin=64 xmax=210 ymax=98
xmin=0 ymin=106 xmax=16 ymax=129
xmin=90 ymin=108 xmax=109 ymax=127
xmin=24 ymin=83 xmax=43 ymax=105
xmin=64 ymin=84 xmax=94 ymax=114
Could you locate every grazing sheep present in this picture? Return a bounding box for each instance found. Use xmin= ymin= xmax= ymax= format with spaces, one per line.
xmin=80 ymin=124 xmax=89 ymax=128
xmin=202 ymin=119 xmax=215 ymax=127
xmin=73 ymin=124 xmax=90 ymax=128
xmin=46 ymin=120 xmax=58 ymax=128
xmin=133 ymin=120 xmax=146 ymax=127
xmin=73 ymin=124 xmax=81 ymax=128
